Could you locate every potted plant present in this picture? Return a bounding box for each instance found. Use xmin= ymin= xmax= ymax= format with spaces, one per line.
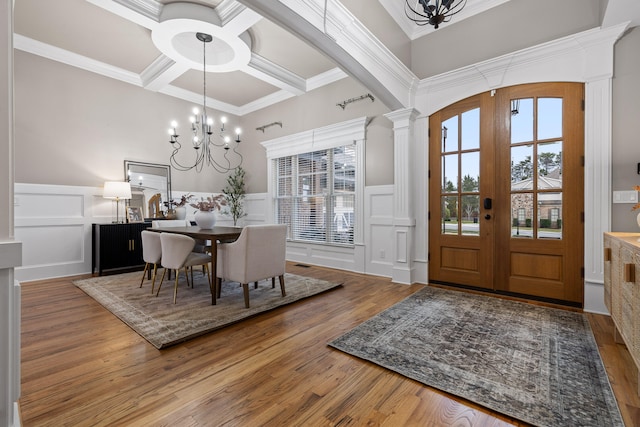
xmin=190 ymin=194 xmax=227 ymax=229
xmin=222 ymin=167 xmax=247 ymax=226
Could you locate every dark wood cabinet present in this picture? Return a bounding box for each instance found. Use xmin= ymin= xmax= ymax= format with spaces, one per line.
xmin=92 ymin=223 xmax=151 ymax=275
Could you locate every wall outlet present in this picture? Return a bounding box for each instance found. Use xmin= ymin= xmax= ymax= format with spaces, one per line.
xmin=379 ymin=249 xmax=385 ymax=259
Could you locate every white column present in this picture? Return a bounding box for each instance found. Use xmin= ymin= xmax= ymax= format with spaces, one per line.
xmin=580 ymin=25 xmax=625 ymax=313
xmin=0 ymin=1 xmax=22 ymax=426
xmin=385 ymin=108 xmax=419 ymax=284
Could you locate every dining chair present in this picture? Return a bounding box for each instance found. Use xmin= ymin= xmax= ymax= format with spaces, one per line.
xmin=140 ymin=230 xmax=162 ymax=293
xmin=153 ymin=219 xmax=209 ymax=281
xmin=216 ymin=224 xmax=287 ymax=308
xmin=153 ymin=219 xmax=210 ymax=253
xmin=156 ymin=233 xmax=212 ymax=304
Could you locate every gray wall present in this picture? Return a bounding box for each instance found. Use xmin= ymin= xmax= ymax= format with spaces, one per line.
xmin=611 ymin=27 xmax=640 ymax=231
xmin=235 ymin=77 xmax=394 ymax=192
xmin=411 ymin=0 xmax=601 ymax=78
xmin=14 ymin=50 xmax=241 ymax=193
xmin=14 ymin=51 xmax=394 ymax=195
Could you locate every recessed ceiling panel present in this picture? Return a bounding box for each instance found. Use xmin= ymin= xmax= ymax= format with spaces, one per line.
xmin=250 ymin=19 xmax=337 ymax=79
xmin=172 ymin=69 xmax=280 ymax=106
xmin=14 ymin=0 xmax=160 ymax=74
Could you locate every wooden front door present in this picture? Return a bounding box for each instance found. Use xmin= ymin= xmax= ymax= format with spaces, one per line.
xmin=428 ymin=82 xmax=584 ymax=305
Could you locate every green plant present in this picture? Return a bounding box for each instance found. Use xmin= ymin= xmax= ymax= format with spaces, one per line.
xmin=222 ymin=167 xmax=247 ymax=226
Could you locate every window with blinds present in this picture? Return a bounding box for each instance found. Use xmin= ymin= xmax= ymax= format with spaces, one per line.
xmin=275 ymin=145 xmax=356 ymax=245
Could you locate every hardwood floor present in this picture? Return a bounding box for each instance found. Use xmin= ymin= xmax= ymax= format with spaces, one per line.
xmin=18 ymin=263 xmax=640 ymax=426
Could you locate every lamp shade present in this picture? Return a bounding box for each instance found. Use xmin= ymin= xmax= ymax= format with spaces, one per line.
xmin=103 ymin=181 xmax=132 ymax=200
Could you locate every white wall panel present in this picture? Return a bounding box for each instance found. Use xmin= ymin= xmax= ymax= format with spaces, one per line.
xmin=16 ymin=225 xmax=84 ymax=266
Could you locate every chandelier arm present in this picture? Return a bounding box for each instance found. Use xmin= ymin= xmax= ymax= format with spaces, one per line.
xmin=405 ymin=0 xmax=431 ymax=20
xmin=443 ymin=0 xmax=467 ymax=16
xmin=207 ymin=147 xmax=233 ymax=173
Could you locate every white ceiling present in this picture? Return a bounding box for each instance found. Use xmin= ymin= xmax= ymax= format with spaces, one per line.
xmin=13 ymin=0 xmax=639 ymax=116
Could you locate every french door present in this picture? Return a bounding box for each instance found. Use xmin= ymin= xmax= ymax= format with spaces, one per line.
xmin=428 ymin=83 xmax=584 ymax=305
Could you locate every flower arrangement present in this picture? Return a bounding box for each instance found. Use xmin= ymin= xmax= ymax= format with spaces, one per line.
xmin=173 ymin=193 xmax=193 ymax=207
xmin=190 ymin=194 xmax=227 ymax=212
xmin=633 ymin=185 xmax=640 ymax=211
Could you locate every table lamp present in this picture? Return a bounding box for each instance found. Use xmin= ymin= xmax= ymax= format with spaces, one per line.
xmin=103 ymin=181 xmax=132 ymax=223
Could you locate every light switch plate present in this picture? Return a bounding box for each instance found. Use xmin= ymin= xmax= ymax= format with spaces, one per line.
xmin=613 ymin=190 xmax=639 ymax=204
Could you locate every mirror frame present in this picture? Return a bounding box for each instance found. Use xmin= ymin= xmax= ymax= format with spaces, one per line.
xmin=123 ymin=160 xmax=172 ymax=218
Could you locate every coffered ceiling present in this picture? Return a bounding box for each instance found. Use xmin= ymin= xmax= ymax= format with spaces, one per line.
xmin=13 ymin=0 xmax=639 ymax=116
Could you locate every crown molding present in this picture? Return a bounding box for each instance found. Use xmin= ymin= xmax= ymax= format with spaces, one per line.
xmin=140 ymin=54 xmax=190 ymax=91
xmin=245 ymin=53 xmax=306 ymax=94
xmin=87 ymin=0 xmax=160 ymax=29
xmin=261 ymin=116 xmax=367 ymax=159
xmin=217 ymin=0 xmax=262 ymax=31
xmin=306 ymin=67 xmax=348 ymax=91
xmin=13 ymin=34 xmax=141 ymax=86
xmin=237 ymin=66 xmax=347 ymax=115
xmin=159 ymin=84 xmax=243 ymax=116
xmin=416 ymin=23 xmax=630 ymax=115
xmin=14 ymin=33 xmax=349 ymax=116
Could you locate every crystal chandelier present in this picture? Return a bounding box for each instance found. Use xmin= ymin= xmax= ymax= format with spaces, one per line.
xmin=405 ymin=0 xmax=467 ymax=29
xmin=167 ymin=32 xmax=242 ymax=173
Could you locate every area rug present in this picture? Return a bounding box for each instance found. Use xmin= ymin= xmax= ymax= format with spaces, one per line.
xmin=74 ymin=272 xmax=341 ymax=349
xmin=329 ymin=286 xmax=623 ymax=427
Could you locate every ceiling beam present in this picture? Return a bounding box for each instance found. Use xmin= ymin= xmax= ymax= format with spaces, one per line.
xmin=238 ymin=0 xmax=416 ymax=111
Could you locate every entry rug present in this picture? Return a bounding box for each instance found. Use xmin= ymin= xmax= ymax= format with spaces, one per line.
xmin=329 ymin=286 xmax=623 ymax=427
xmin=74 ymin=271 xmax=341 ymax=349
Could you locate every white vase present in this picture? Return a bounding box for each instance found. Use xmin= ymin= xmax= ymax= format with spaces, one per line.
xmin=194 ymin=210 xmax=216 ymax=229
xmin=175 ymin=206 xmax=186 ymax=220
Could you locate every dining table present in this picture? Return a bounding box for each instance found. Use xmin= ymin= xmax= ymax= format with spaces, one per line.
xmin=150 ymin=225 xmax=242 ymax=305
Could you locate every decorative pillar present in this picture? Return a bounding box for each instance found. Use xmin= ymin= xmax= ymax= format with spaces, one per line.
xmin=385 ymin=108 xmax=419 ymax=284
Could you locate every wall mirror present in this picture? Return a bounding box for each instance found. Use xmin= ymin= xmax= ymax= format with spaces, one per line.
xmin=124 ymin=160 xmax=172 ymax=219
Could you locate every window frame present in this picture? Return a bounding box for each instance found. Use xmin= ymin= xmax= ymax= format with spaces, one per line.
xmin=261 ymin=117 xmax=367 ymax=247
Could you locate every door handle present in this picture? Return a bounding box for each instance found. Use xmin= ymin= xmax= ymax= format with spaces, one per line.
xmin=483 ymin=198 xmax=492 ymax=210
xmin=485 ymin=214 xmax=491 ymax=220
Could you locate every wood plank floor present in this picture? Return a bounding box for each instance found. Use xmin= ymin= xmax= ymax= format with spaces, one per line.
xmin=18 ymin=263 xmax=640 ymax=426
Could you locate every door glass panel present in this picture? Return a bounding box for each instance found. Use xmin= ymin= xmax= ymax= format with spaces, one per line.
xmin=510 ymin=98 xmax=533 ymax=143
xmin=537 ymin=192 xmax=562 ymax=239
xmin=538 ymin=98 xmax=562 ymax=140
xmin=461 ymin=152 xmax=480 ymax=191
xmin=537 ymin=141 xmax=563 ymax=189
xmin=441 ymin=116 xmax=458 ymax=152
xmin=441 ymin=195 xmax=458 ymax=235
xmin=511 ymin=193 xmax=533 ymax=238
xmin=461 ymin=108 xmax=480 ymax=150
xmin=442 ymin=154 xmax=458 ymax=192
xmin=511 ymin=144 xmax=534 ymax=189
xmin=461 ymin=195 xmax=479 ymax=235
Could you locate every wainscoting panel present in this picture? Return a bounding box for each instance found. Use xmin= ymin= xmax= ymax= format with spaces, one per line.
xmin=17 ymin=224 xmax=84 ymax=266
xmin=15 ymin=184 xmax=399 ymax=283
xmin=365 ymin=186 xmax=394 ymax=278
xmin=15 ymin=183 xmax=102 ymax=282
xmin=286 ymin=241 xmax=362 ymax=273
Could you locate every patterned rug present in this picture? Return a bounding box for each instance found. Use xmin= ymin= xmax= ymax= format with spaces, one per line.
xmin=74 ymin=271 xmax=341 ymax=349
xmin=329 ymin=286 xmax=623 ymax=427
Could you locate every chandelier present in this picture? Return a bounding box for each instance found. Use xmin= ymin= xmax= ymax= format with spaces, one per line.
xmin=167 ymin=32 xmax=242 ymax=173
xmin=405 ymin=0 xmax=467 ymax=29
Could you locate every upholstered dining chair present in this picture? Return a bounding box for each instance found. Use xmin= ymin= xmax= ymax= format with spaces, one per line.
xmin=216 ymin=224 xmax=287 ymax=308
xmin=157 ymin=233 xmax=212 ymax=304
xmin=152 ymin=219 xmax=210 ymax=253
xmin=140 ymin=230 xmax=162 ymax=294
